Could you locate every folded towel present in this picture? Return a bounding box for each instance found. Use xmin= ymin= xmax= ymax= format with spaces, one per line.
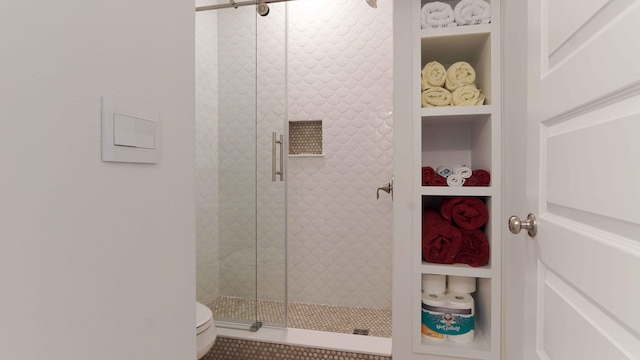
xmin=454 ymin=165 xmax=472 ymax=179
xmin=463 ymin=174 xmax=479 ymax=186
xmin=447 ymin=173 xmax=465 ymax=187
xmin=431 ymin=175 xmax=448 ymax=186
xmin=422 ymin=208 xmax=463 ymax=264
xmin=451 ymin=84 xmax=485 ymax=106
xmin=454 ymin=0 xmax=491 ymax=26
xmin=474 ymin=169 xmax=491 ymax=186
xmin=440 ymin=197 xmax=488 ymax=230
xmin=456 ymin=229 xmax=490 ymax=267
xmin=421 ymin=2 xmax=457 ymax=29
xmin=422 ymin=166 xmax=436 ymax=186
xmin=445 ymin=61 xmax=476 ymax=91
xmin=422 ymin=166 xmax=449 ymax=186
xmin=421 ymin=61 xmax=447 ymax=89
xmin=422 ymin=87 xmax=452 ymax=107
xmin=435 ymin=166 xmax=453 ymax=178
xmin=463 ymin=169 xmax=491 ymax=187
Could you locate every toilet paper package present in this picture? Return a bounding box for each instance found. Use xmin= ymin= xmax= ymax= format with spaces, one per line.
xmin=443 ymin=292 xmax=475 ymax=344
xmin=447 ymin=275 xmax=476 ymax=294
xmin=421 ymin=293 xmax=448 ymax=342
xmin=422 ymin=274 xmax=446 ymax=294
xmin=422 ymin=292 xmax=475 ymax=343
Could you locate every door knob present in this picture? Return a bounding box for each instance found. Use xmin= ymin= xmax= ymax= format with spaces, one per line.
xmin=508 ymin=213 xmax=537 ymax=237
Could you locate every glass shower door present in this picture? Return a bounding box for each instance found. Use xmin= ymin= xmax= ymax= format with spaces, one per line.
xmin=256 ymin=1 xmax=287 ymax=328
xmin=208 ymin=1 xmax=287 ymax=329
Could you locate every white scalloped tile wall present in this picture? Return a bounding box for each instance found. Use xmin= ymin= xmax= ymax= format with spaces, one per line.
xmin=286 ymin=0 xmax=393 ymax=309
xmin=195 ymin=0 xmax=393 ymax=310
xmin=195 ymin=8 xmax=219 ymax=304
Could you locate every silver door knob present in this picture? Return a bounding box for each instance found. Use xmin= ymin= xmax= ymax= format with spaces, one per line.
xmin=508 ymin=213 xmax=537 ymax=237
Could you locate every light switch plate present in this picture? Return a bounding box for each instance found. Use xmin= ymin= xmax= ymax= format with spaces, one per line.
xmin=101 ymin=96 xmax=160 ymax=164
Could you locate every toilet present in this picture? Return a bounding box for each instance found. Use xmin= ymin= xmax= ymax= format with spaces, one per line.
xmin=196 ymin=302 xmax=217 ymax=359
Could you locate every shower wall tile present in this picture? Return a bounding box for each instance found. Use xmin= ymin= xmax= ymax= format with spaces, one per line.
xmin=196 ymin=9 xmax=220 ymax=304
xmin=286 ymin=0 xmax=394 ymax=309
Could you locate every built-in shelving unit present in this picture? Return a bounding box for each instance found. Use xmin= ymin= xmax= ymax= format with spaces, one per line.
xmin=409 ymin=1 xmax=502 ymax=359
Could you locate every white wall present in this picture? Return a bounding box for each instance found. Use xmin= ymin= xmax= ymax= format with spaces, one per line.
xmin=286 ymin=0 xmax=394 ymax=309
xmin=0 ymin=1 xmax=195 ymax=359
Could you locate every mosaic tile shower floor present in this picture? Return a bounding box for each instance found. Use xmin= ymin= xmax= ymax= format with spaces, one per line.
xmin=202 ymin=337 xmax=392 ymax=360
xmin=209 ymin=296 xmax=392 ymax=338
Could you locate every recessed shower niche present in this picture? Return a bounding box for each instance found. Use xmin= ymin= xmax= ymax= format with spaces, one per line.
xmin=289 ymin=120 xmax=323 ymax=156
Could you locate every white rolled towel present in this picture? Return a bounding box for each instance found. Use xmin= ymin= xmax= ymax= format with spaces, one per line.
xmin=422 ymin=87 xmax=452 ymax=107
xmin=422 ymin=61 xmax=447 ymax=89
xmin=451 ymin=84 xmax=485 ymax=106
xmin=447 ymin=173 xmax=465 ymax=187
xmin=445 ymin=61 xmax=476 ymax=91
xmin=421 ymin=2 xmax=457 ymax=29
xmin=454 ymin=0 xmax=491 ymax=26
xmin=454 ymin=166 xmax=472 ymax=179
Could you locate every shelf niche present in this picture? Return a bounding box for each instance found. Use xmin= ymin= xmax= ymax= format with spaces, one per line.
xmin=421 ymin=32 xmax=492 ymax=105
xmin=419 ymin=275 xmax=493 ymax=354
xmin=421 ymin=114 xmax=492 ymax=182
xmin=421 ymin=195 xmax=494 ymax=270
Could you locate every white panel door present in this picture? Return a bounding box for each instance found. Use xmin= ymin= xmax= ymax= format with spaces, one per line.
xmin=524 ymin=0 xmax=640 ymax=359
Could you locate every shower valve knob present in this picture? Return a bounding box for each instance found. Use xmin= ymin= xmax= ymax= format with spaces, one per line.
xmin=376 ymin=178 xmax=393 ymax=200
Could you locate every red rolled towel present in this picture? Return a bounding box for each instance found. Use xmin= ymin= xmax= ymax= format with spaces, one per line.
xmin=474 ymin=169 xmax=491 ymax=186
xmin=440 ymin=197 xmax=488 ymax=230
xmin=422 ymin=208 xmax=463 ymax=264
xmin=422 ymin=166 xmax=436 ymax=186
xmin=463 ymin=174 xmax=478 ymax=186
xmin=431 ymin=174 xmax=447 ymax=186
xmin=455 ymin=229 xmax=490 ymax=267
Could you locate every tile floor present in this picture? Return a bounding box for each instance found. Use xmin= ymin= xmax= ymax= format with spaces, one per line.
xmin=202 ymin=337 xmax=392 ymax=360
xmin=209 ymin=296 xmax=392 ymax=338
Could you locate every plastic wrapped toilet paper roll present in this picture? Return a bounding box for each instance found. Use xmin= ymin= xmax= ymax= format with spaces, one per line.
xmin=421 ymin=293 xmax=448 ymax=342
xmin=445 ymin=292 xmax=475 ymax=344
xmin=447 ymin=275 xmax=476 ymax=293
xmin=422 ymin=274 xmax=446 ymax=294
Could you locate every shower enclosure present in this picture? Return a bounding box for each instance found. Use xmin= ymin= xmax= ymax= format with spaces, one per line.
xmin=195 ymin=0 xmax=393 ymax=335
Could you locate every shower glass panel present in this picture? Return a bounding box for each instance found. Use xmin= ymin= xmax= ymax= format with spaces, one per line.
xmin=203 ymin=1 xmax=287 ymax=329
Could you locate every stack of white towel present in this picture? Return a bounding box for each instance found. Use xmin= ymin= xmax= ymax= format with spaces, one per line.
xmin=421 ymin=61 xmax=485 ymax=107
xmin=421 ymin=0 xmax=491 ymax=29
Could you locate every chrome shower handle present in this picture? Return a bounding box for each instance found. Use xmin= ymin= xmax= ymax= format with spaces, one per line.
xmin=376 ymin=177 xmax=393 ymax=200
xmin=272 ymin=132 xmax=284 ymax=182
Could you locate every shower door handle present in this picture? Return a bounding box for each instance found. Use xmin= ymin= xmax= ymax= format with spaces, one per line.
xmin=272 ymin=132 xmax=284 ymax=182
